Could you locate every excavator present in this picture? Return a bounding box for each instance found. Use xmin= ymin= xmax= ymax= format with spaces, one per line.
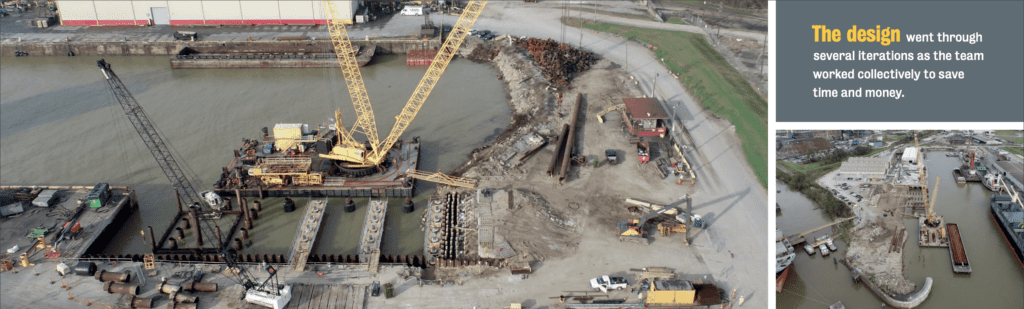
xmin=618 ymin=195 xmax=700 ymax=245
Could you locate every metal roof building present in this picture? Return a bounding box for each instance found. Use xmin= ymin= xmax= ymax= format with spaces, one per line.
xmin=837 ymin=157 xmax=890 ymax=181
xmin=54 ymin=0 xmax=357 ymax=26
xmin=621 ymin=98 xmax=669 ymax=137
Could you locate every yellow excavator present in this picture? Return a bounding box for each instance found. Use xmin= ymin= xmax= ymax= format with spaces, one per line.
xmin=317 ymin=0 xmax=487 ymax=168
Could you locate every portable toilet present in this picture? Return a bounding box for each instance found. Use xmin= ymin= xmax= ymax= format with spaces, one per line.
xmin=87 ymin=183 xmax=111 ymax=208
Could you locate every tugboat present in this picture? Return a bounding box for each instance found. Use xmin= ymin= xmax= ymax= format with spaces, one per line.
xmin=982 ymin=173 xmax=1003 ymax=191
xmin=804 ymin=243 xmax=816 ymax=255
xmin=827 ymin=238 xmax=838 ymax=251
xmin=819 ymin=244 xmax=831 ymax=256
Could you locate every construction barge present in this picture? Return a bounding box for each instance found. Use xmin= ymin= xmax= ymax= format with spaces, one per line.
xmin=944 ymin=223 xmax=972 ymax=274
xmin=211 ymin=123 xmax=420 ymax=199
xmin=169 ymin=43 xmax=375 ymax=69
xmin=0 ymin=185 xmax=138 ymax=262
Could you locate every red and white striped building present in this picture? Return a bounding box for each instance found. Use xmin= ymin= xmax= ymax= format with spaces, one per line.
xmin=55 ymin=0 xmax=357 ymax=26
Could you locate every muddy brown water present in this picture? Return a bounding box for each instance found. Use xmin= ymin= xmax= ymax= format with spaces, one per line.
xmin=0 ymin=54 xmax=510 ymax=256
xmin=777 ymin=154 xmax=1024 ymax=308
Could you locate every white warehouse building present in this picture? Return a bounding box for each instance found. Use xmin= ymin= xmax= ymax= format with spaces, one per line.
xmin=55 ymin=1 xmax=357 ymax=26
xmin=836 ymin=157 xmax=890 ymax=182
xmin=901 ymin=147 xmax=918 ymax=164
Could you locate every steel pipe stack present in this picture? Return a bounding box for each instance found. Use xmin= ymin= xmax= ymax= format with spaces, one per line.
xmin=158 ymin=282 xmax=181 ymax=294
xmin=169 ymin=291 xmax=199 ymax=303
xmin=130 ymin=296 xmax=154 ymax=308
xmin=103 ymin=282 xmax=139 ymax=295
xmin=558 ymin=93 xmax=583 ymax=182
xmin=95 ymin=269 xmax=130 ymax=282
xmin=182 ymin=281 xmax=217 ymax=292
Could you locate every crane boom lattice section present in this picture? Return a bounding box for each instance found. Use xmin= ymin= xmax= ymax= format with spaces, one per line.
xmin=97 ymin=60 xmax=200 ymax=208
xmin=371 ymin=0 xmax=488 ymax=164
xmin=323 ymin=0 xmax=380 ymax=154
xmin=407 ymin=170 xmax=478 ymax=189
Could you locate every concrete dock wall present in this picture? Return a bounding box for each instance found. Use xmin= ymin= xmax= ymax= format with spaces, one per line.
xmin=0 ymin=38 xmax=440 ymax=57
xmin=854 ymin=268 xmax=933 ymax=308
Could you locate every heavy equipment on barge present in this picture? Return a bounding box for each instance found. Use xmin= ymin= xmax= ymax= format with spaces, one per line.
xmin=213 ymin=0 xmax=484 ymax=199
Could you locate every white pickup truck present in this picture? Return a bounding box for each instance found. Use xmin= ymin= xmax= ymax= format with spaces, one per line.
xmin=589 ymin=275 xmax=628 ymax=292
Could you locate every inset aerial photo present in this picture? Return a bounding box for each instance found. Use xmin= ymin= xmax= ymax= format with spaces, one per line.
xmin=776 ymin=130 xmax=1024 ymax=308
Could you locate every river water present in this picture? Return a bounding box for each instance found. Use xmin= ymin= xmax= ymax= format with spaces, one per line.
xmin=0 ymin=54 xmax=510 ymax=256
xmin=777 ymin=153 xmax=1023 ymax=308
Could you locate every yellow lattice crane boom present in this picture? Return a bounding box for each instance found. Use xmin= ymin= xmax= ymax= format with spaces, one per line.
xmin=319 ymin=0 xmax=488 ymax=167
xmin=915 ymin=131 xmax=940 ymax=225
xmin=369 ymin=0 xmax=488 ymax=164
xmin=321 ymin=0 xmax=381 ymax=161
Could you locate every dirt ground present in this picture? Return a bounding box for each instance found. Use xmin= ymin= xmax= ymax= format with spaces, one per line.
xmin=843 ymin=183 xmax=918 ymax=295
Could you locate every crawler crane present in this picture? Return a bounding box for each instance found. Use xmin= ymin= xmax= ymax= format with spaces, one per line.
xmin=318 ymin=0 xmax=487 ymax=169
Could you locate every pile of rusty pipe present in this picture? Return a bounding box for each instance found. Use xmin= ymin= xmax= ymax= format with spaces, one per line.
xmin=558 ymin=93 xmax=583 ymax=181
xmin=95 ymin=269 xmax=130 ymax=282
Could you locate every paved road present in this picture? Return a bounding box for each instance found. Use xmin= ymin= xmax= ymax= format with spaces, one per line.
xmin=576 ymin=11 xmax=767 ymax=41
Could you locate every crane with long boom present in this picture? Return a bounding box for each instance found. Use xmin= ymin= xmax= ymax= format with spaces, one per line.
xmin=99 ymin=59 xmax=288 ymax=307
xmin=318 ymin=0 xmax=488 ymax=167
xmin=97 ymin=59 xmax=211 ymax=211
xmin=915 ymin=131 xmax=940 ymax=227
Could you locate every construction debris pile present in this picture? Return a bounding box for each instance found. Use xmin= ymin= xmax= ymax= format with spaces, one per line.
xmin=514 ymin=38 xmax=597 ymax=87
xmin=466 ymin=44 xmax=499 ymax=63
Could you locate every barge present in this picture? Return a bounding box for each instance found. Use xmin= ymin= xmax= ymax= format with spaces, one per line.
xmin=944 ymin=223 xmax=972 ymax=274
xmin=990 ymin=195 xmax=1024 ymax=269
xmin=211 ymin=124 xmax=420 ymax=199
xmin=170 ymin=43 xmax=375 ymax=69
xmin=0 ymin=184 xmax=138 ymax=261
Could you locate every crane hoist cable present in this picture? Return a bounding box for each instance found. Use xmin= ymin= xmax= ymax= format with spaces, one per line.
xmin=369 ymin=0 xmax=488 ymax=165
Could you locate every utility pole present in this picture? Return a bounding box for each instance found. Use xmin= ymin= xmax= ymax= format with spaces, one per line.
xmin=651 ymin=73 xmax=659 ymax=98
xmin=578 ymin=1 xmax=583 ymax=48
xmin=625 ymin=37 xmax=629 ymax=75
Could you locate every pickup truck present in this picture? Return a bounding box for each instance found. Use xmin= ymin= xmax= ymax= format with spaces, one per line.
xmin=590 ymin=275 xmax=628 ymax=292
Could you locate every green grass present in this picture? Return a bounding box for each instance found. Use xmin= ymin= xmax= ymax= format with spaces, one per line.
xmin=883 ymin=134 xmax=908 ymax=143
xmin=1003 ymin=146 xmax=1024 ymax=156
xmin=568 ymin=18 xmax=768 ymax=188
xmin=856 ymin=146 xmax=890 ymax=158
xmin=993 ymin=130 xmax=1024 ymax=144
xmin=777 ymin=160 xmax=841 ymax=179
